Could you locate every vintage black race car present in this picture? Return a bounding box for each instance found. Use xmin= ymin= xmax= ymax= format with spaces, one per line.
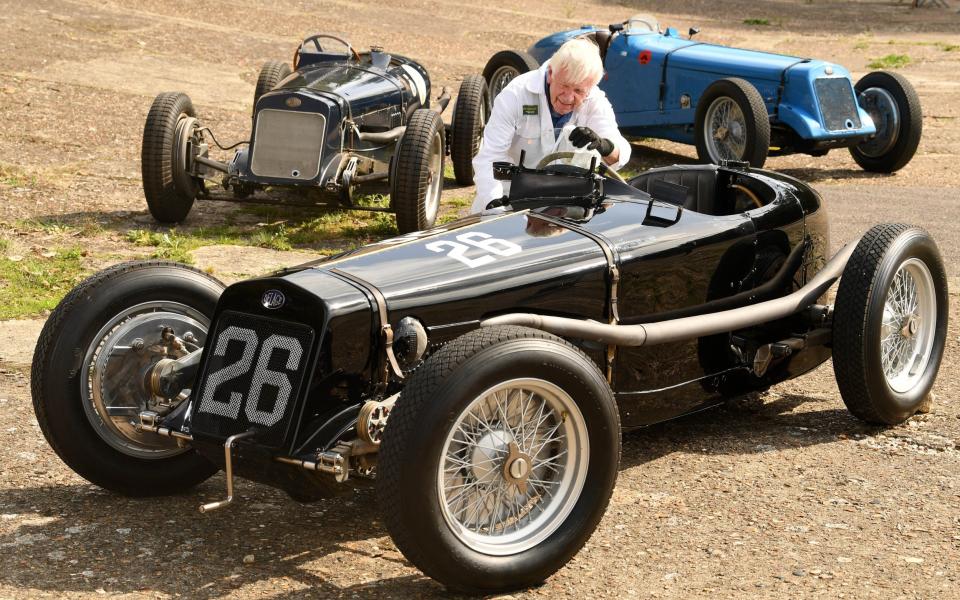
xmin=33 ymin=155 xmax=948 ymax=593
xmin=142 ymin=34 xmax=488 ymax=233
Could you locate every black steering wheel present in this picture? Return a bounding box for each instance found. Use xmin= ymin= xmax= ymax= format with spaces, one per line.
xmin=536 ymin=151 xmax=627 ymax=183
xmin=301 ymin=33 xmax=362 ymax=62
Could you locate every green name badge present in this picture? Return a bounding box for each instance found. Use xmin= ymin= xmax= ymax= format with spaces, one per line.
xmin=522 ymin=104 xmax=538 ymax=115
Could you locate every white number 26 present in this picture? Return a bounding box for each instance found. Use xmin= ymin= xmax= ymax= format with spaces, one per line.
xmin=425 ymin=232 xmax=522 ymax=268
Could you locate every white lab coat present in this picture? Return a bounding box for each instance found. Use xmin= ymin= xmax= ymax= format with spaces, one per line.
xmin=471 ymin=63 xmax=631 ymax=213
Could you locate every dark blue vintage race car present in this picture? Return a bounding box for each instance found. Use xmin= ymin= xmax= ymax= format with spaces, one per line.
xmin=34 ymin=154 xmax=947 ymax=592
xmin=142 ymin=34 xmax=488 ymax=233
xmin=483 ymin=14 xmax=922 ymax=172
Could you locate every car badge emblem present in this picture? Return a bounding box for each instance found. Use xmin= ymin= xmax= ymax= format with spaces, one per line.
xmin=261 ymin=290 xmax=285 ymax=309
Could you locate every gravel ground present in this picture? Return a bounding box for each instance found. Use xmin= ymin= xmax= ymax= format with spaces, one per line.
xmin=1 ymin=0 xmax=959 ymax=597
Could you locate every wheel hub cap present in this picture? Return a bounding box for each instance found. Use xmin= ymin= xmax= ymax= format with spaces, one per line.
xmin=880 ymin=259 xmax=937 ymax=393
xmin=437 ymin=379 xmax=589 ymax=556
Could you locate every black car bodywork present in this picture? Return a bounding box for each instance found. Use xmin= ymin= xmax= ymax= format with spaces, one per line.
xmin=34 ymin=159 xmax=947 ymax=593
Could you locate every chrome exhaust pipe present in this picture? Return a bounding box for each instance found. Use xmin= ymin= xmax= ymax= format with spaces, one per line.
xmin=482 ymin=240 xmax=857 ymax=347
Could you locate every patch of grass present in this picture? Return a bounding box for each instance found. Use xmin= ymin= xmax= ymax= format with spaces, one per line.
xmin=0 ymin=247 xmax=89 ymax=318
xmin=126 ymin=204 xmax=400 ymax=260
xmin=0 ymin=164 xmax=37 ymax=188
xmin=937 ymin=42 xmax=960 ymax=52
xmin=126 ymin=229 xmax=196 ymax=263
xmin=868 ymin=54 xmax=911 ymax=69
xmin=853 ymin=38 xmax=871 ymax=50
xmin=445 ymin=196 xmax=472 ymax=208
xmin=0 ymin=238 xmax=9 ymax=253
xmin=17 ymin=218 xmax=104 ymax=238
xmin=743 ymin=18 xmax=770 ymax=26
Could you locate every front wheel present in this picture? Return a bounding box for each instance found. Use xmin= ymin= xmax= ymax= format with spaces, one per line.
xmin=694 ymin=78 xmax=770 ymax=168
xmin=392 ymin=108 xmax=444 ymax=233
xmin=450 ymin=74 xmax=489 ymax=185
xmin=377 ymin=326 xmax=620 ymax=593
xmin=833 ymin=224 xmax=948 ymax=425
xmin=31 ymin=261 xmax=224 ymax=495
xmin=849 ymin=71 xmax=922 ymax=173
xmin=142 ymin=92 xmax=203 ymax=223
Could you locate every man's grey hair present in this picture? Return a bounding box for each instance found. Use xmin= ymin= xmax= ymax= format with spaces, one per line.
xmin=548 ymin=37 xmax=604 ymax=87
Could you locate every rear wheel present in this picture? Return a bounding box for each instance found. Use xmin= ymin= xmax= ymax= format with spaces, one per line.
xmin=31 ymin=261 xmax=224 ymax=495
xmin=450 ymin=74 xmax=489 ymax=185
xmin=483 ymin=49 xmax=539 ymax=102
xmin=253 ymin=60 xmax=292 ymax=111
xmin=849 ymin=71 xmax=922 ymax=173
xmin=392 ymin=108 xmax=444 ymax=233
xmin=833 ymin=224 xmax=948 ymax=425
xmin=142 ymin=92 xmax=202 ymax=223
xmin=694 ymin=78 xmax=770 ymax=168
xmin=377 ymin=326 xmax=620 ymax=593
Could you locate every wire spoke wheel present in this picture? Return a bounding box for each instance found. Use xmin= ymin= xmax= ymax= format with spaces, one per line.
xmin=377 ymin=326 xmax=619 ymax=593
xmin=705 ymin=97 xmax=747 ymax=161
xmin=833 ymin=224 xmax=948 ymax=425
xmin=879 ymin=258 xmax=936 ymax=393
xmin=438 ymin=379 xmax=588 ymax=556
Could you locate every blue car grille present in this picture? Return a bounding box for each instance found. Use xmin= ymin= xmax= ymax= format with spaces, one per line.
xmin=814 ymin=78 xmax=862 ymax=132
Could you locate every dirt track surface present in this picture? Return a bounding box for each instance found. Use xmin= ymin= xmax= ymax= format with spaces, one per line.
xmin=1 ymin=0 xmax=960 ymax=598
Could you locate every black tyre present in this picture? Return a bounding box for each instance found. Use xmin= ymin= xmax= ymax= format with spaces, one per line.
xmin=450 ymin=74 xmax=489 ymax=185
xmin=849 ymin=71 xmax=922 ymax=173
xmin=694 ymin=78 xmax=770 ymax=168
xmin=253 ymin=60 xmax=292 ymax=110
xmin=483 ymin=49 xmax=540 ymax=101
xmin=392 ymin=108 xmax=444 ymax=233
xmin=833 ymin=224 xmax=948 ymax=425
xmin=31 ymin=261 xmax=224 ymax=496
xmin=377 ymin=326 xmax=620 ymax=593
xmin=142 ymin=92 xmax=202 ymax=223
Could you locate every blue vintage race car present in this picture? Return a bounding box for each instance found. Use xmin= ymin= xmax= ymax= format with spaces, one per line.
xmin=483 ymin=14 xmax=922 ymax=172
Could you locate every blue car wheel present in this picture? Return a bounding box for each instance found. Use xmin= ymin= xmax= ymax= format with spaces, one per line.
xmin=694 ymin=78 xmax=770 ymax=168
xmin=850 ymin=71 xmax=922 ymax=173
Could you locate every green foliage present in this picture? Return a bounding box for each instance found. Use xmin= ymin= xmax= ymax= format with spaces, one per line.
xmin=0 ymin=247 xmax=89 ymax=318
xmin=0 ymin=165 xmax=37 ymax=188
xmin=868 ymin=54 xmax=911 ymax=69
xmin=936 ymin=42 xmax=959 ymax=52
xmin=743 ymin=18 xmax=770 ymax=26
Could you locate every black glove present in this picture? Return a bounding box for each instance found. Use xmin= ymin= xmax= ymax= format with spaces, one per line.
xmin=569 ymin=126 xmax=615 ymax=157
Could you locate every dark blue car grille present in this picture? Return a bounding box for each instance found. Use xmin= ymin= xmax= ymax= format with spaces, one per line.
xmin=814 ymin=78 xmax=861 ymax=132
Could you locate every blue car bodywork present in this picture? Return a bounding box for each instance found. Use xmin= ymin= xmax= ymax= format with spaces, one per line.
xmin=528 ymin=24 xmax=874 ymax=153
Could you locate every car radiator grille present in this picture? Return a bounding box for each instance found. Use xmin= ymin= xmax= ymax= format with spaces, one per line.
xmin=191 ymin=310 xmax=315 ymax=449
xmin=814 ymin=78 xmax=862 ymax=132
xmin=250 ymin=109 xmax=326 ymax=180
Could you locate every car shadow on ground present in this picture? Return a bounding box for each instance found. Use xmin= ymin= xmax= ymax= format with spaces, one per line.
xmin=0 ymin=392 xmax=882 ymax=598
xmin=619 ymin=392 xmax=879 ymax=470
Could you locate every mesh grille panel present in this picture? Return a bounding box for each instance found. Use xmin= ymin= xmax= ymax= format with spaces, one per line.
xmin=250 ymin=109 xmax=326 ymax=180
xmin=191 ymin=311 xmax=314 ymax=448
xmin=814 ymin=78 xmax=862 ymax=132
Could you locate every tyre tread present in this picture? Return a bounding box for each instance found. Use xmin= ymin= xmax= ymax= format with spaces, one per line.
xmin=392 ymin=109 xmax=444 ymax=233
xmin=142 ymin=92 xmax=197 ymax=223
xmin=378 ymin=326 xmax=618 ymax=591
xmin=833 ymin=223 xmax=917 ymax=423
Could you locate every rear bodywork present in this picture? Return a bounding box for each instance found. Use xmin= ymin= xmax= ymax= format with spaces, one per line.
xmin=528 ymin=25 xmax=876 ymax=155
xmin=161 ymin=163 xmax=834 ymax=499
